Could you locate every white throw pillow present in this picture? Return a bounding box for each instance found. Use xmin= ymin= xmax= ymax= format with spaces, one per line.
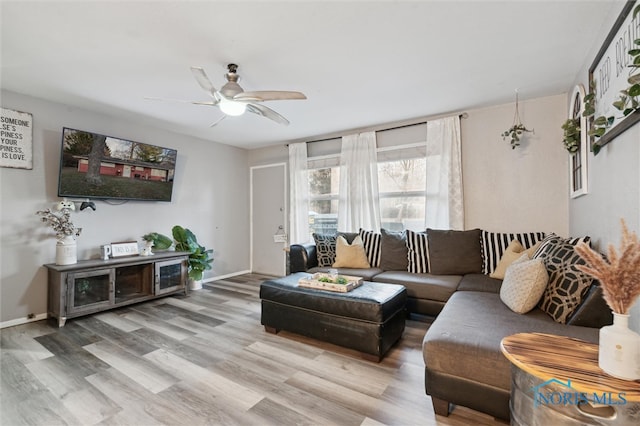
xmin=500 ymin=253 xmax=549 ymax=314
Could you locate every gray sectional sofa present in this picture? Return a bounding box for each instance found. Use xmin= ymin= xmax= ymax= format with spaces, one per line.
xmin=288 ymin=228 xmax=612 ymax=421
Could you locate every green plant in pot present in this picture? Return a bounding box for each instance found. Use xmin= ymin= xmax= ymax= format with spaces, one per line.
xmin=561 ymin=118 xmax=580 ymax=153
xmin=172 ymin=225 xmax=214 ymax=286
xmin=141 ymin=232 xmax=173 ymax=250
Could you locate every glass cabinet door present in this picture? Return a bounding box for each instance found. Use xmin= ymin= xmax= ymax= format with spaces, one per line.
xmin=67 ymin=268 xmax=114 ymax=315
xmin=115 ymin=263 xmax=153 ymax=304
xmin=155 ymin=258 xmax=187 ymax=295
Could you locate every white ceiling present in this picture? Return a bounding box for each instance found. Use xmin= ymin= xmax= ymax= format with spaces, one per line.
xmin=0 ymin=0 xmax=622 ymax=149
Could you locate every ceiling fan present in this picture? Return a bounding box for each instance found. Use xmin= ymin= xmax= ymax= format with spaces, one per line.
xmin=151 ymin=63 xmax=306 ymax=127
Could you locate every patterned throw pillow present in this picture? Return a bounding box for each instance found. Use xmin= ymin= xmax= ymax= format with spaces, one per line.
xmin=406 ymin=230 xmax=429 ymax=273
xmin=535 ymin=236 xmax=594 ymax=324
xmin=481 ymin=230 xmax=546 ymax=275
xmin=312 ymin=233 xmax=337 ymax=267
xmin=358 ymin=229 xmax=381 ymax=267
xmin=531 ymin=233 xmax=591 ymax=259
xmin=500 ymin=254 xmax=549 ymax=314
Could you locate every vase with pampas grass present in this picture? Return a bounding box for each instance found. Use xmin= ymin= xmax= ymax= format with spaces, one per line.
xmin=575 ymin=219 xmax=640 ymax=380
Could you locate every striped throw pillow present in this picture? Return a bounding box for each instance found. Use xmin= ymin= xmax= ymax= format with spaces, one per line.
xmin=481 ymin=230 xmax=546 ymax=275
xmin=406 ymin=230 xmax=429 ymax=273
xmin=358 ymin=228 xmax=381 ymax=267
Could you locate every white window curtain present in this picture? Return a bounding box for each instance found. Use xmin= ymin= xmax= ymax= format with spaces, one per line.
xmin=425 ymin=116 xmax=464 ymax=230
xmin=338 ymin=131 xmax=381 ymax=232
xmin=288 ymin=142 xmax=310 ymax=243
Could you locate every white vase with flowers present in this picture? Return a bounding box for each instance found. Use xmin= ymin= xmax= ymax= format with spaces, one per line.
xmin=575 ymin=219 xmax=640 ymax=380
xmin=36 ymin=205 xmax=82 ymax=265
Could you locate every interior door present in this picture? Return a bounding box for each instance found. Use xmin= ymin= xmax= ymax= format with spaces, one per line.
xmin=251 ymin=163 xmax=287 ymax=276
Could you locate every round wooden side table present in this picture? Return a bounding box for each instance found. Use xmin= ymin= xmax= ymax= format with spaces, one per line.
xmin=501 ymin=332 xmax=640 ymax=425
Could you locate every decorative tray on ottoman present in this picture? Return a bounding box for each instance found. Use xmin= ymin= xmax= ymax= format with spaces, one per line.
xmin=298 ymin=272 xmax=363 ymax=293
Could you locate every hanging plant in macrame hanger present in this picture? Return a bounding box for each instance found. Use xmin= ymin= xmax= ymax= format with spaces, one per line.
xmin=501 ymin=90 xmax=534 ymax=149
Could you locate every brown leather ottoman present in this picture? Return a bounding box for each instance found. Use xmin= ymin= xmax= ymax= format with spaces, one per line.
xmin=260 ymin=272 xmax=407 ymax=361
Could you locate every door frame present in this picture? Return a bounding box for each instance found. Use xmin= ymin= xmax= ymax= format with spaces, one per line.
xmin=249 ymin=162 xmax=288 ymax=274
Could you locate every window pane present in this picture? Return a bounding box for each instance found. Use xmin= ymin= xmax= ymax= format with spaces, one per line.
xmin=377 ymin=159 xmax=426 ymax=193
xmin=378 ymin=157 xmax=426 ymax=231
xmin=309 ymin=167 xmax=340 ymax=196
xmin=380 ymin=196 xmax=425 ymax=231
xmin=309 ymin=211 xmax=338 ymax=235
xmin=309 ymin=166 xmax=339 ymax=236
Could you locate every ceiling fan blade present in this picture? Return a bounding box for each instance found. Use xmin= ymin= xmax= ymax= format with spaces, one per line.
xmin=210 ymin=115 xmax=226 ymax=127
xmin=234 ymin=91 xmax=307 ymax=102
xmin=190 ymin=67 xmax=218 ymax=98
xmin=144 ymin=96 xmax=217 ymax=106
xmin=246 ymin=103 xmax=290 ymax=126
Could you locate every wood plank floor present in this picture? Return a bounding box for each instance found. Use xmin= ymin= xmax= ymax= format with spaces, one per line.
xmin=1 ymin=273 xmax=508 ymax=425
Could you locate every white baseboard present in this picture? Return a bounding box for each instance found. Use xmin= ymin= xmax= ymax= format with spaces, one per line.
xmin=205 ymin=270 xmax=252 ymax=282
xmin=1 ymin=312 xmax=48 ymax=329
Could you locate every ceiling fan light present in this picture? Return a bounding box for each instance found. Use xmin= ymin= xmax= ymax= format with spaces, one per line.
xmin=219 ymin=100 xmax=246 ymax=116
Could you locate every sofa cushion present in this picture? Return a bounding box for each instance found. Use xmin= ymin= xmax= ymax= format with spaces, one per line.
xmin=481 ymin=230 xmax=546 ymax=274
xmin=379 ymin=229 xmax=408 ymax=271
xmin=312 ymin=233 xmax=337 ymax=267
xmin=332 ymin=235 xmax=370 ymax=268
xmin=535 ymin=236 xmax=594 ymax=324
xmin=372 ymin=271 xmax=461 ymax=303
xmin=500 ymin=254 xmax=548 ymax=314
xmin=422 ymin=291 xmax=599 ymax=393
xmin=427 ymin=228 xmax=482 ymax=275
xmin=456 ymin=273 xmax=502 ymax=293
xmin=566 ymin=282 xmax=613 ymax=328
xmin=406 ymin=230 xmax=429 ymax=273
xmin=359 ymin=229 xmax=382 ymax=267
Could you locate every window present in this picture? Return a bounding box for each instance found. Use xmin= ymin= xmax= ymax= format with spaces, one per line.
xmin=569 ymin=84 xmax=588 ymax=198
xmin=308 ymin=162 xmax=340 ymax=236
xmin=306 ymin=143 xmax=429 ymax=235
xmin=377 ymin=144 xmax=427 ymax=231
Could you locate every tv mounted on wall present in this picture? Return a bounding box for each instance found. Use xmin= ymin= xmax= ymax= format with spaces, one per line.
xmin=57 ymin=127 xmax=178 ymax=202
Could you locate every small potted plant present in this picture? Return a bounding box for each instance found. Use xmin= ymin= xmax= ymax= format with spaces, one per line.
xmin=502 ymin=123 xmax=533 ymax=149
xmin=561 ymin=118 xmax=581 ymax=153
xmin=501 ymin=91 xmax=533 ymax=149
xmin=172 ymin=225 xmax=213 ymax=290
xmin=141 ymin=232 xmax=173 ymax=255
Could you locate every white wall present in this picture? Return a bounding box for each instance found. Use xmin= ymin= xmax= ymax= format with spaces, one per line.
xmin=250 ymin=93 xmax=570 ymax=236
xmin=568 ymin=2 xmax=640 ymax=333
xmin=571 ymin=125 xmax=640 ymax=334
xmin=0 ymin=90 xmax=250 ymax=325
xmin=463 ymin=94 xmax=569 ymax=235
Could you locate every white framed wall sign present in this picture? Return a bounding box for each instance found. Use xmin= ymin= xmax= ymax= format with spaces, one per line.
xmin=110 ymin=241 xmax=140 ymax=257
xmin=0 ymin=107 xmax=33 ymax=170
xmin=588 ymin=0 xmax=640 ymax=149
xmin=569 ymin=84 xmax=588 ymax=199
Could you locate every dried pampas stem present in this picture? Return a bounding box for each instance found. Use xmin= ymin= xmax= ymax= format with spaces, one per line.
xmin=575 ymin=219 xmax=640 ymax=315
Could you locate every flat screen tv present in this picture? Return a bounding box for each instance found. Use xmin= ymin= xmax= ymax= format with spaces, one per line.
xmin=57 ymin=127 xmax=177 ymax=202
